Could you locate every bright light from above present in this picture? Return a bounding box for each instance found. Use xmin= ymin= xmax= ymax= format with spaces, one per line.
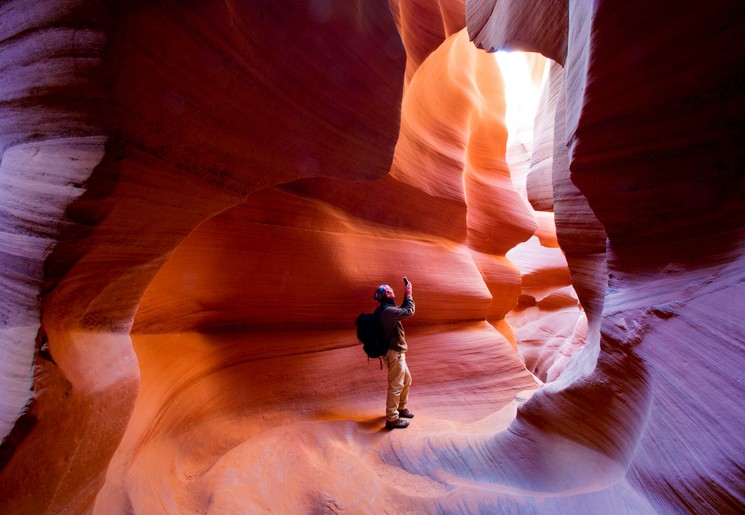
xmin=495 ymin=51 xmax=543 ymax=148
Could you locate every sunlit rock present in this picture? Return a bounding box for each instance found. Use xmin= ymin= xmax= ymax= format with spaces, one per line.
xmin=402 ymin=1 xmax=745 ymax=513
xmin=1 ymin=0 xmax=743 ymax=513
xmin=0 ymin=1 xmax=406 ymax=512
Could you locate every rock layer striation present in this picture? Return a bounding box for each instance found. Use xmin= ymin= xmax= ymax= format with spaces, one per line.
xmin=0 ymin=0 xmax=743 ymax=513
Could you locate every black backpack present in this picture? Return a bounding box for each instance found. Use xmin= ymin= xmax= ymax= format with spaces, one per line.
xmin=355 ymin=306 xmax=389 ymax=364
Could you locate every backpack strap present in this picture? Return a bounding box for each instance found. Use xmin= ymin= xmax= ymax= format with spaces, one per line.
xmin=367 ymin=355 xmax=384 ymax=370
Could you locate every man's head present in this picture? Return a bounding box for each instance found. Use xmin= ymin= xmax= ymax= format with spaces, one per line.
xmin=374 ymin=284 xmax=395 ymax=301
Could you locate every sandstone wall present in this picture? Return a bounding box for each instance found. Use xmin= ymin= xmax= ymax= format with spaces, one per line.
xmin=0 ymin=0 xmax=743 ymax=513
xmin=1 ymin=1 xmax=408 ymax=512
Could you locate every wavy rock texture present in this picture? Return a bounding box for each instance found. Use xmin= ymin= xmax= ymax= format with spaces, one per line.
xmin=0 ymin=0 xmax=406 ymax=512
xmin=0 ymin=0 xmax=743 ymax=514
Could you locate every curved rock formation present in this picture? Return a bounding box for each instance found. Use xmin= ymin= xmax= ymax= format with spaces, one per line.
xmin=1 ymin=0 xmax=743 ymax=513
xmin=420 ymin=0 xmax=745 ymax=513
xmin=1 ymin=1 xmax=406 ymax=512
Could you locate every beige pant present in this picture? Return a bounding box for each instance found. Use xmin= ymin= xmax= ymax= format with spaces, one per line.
xmin=384 ymin=349 xmax=412 ymax=422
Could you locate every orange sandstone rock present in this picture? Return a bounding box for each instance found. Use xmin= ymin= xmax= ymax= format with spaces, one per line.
xmin=1 ymin=0 xmax=742 ymax=514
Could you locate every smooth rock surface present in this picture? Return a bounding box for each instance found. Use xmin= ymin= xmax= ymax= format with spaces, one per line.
xmin=0 ymin=0 xmax=743 ymax=513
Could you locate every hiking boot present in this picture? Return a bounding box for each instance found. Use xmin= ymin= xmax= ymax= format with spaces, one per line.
xmin=385 ymin=418 xmax=410 ymax=430
xmin=398 ymin=408 xmax=415 ymax=419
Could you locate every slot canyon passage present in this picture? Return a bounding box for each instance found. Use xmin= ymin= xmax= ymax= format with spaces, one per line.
xmin=0 ymin=0 xmax=744 ymax=513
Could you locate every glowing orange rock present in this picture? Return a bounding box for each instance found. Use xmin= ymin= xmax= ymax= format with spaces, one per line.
xmin=1 ymin=0 xmax=742 ymax=513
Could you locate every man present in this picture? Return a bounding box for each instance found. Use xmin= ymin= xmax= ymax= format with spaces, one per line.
xmin=374 ymin=277 xmax=415 ymax=429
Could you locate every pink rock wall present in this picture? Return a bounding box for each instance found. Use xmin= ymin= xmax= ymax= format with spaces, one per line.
xmin=459 ymin=0 xmax=745 ymax=513
xmin=0 ymin=0 xmax=743 ymax=513
xmin=1 ymin=0 xmax=407 ymax=512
